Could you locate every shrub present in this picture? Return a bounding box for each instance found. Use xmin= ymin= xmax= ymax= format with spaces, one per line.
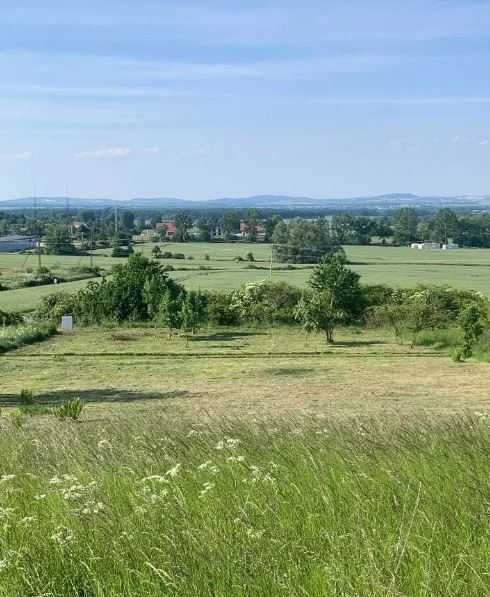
xmin=19 ymin=389 xmax=35 ymax=406
xmin=0 ymin=310 xmax=22 ymax=326
xmin=55 ymin=398 xmax=84 ymax=421
xmin=206 ymin=292 xmax=240 ymax=326
xmin=232 ymin=280 xmax=302 ymax=324
xmin=0 ymin=324 xmax=57 ymax=354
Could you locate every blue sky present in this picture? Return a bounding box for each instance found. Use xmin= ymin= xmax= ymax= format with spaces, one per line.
xmin=1 ymin=0 xmax=490 ymax=200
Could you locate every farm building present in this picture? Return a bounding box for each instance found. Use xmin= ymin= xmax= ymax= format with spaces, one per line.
xmin=442 ymin=243 xmax=459 ymax=250
xmin=0 ymin=235 xmax=36 ymax=252
xmin=410 ymin=242 xmax=441 ymax=250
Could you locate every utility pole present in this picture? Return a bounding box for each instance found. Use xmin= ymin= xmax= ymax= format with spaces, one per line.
xmin=33 ymin=195 xmax=42 ymax=270
xmin=90 ymin=223 xmax=95 ymax=269
xmin=269 ymin=244 xmax=274 ymax=280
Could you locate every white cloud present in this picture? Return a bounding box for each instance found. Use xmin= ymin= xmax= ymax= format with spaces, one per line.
xmin=0 ymin=151 xmax=31 ymax=161
xmin=141 ymin=146 xmax=161 ymax=154
xmin=75 ymin=147 xmax=132 ymax=159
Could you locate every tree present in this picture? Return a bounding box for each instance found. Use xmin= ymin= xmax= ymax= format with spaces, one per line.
xmin=244 ymin=208 xmax=259 ymax=242
xmin=455 ymin=304 xmax=486 ymax=360
xmin=393 ymin=208 xmax=418 ymax=245
xmin=295 ymin=252 xmax=364 ymax=343
xmin=433 ymin=208 xmax=458 ymax=244
xmin=222 ymin=211 xmax=240 ymax=239
xmin=44 ymin=224 xmax=77 ymax=255
xmin=152 ymin=245 xmax=162 ymax=259
xmin=197 ymin=218 xmax=211 ymax=241
xmin=121 ymin=211 xmax=135 ymax=232
xmin=157 ymin=289 xmax=184 ymax=337
xmin=174 ymin=212 xmax=193 ymax=242
xmin=181 ymin=291 xmax=208 ymax=335
xmin=272 ymin=218 xmax=339 ymax=263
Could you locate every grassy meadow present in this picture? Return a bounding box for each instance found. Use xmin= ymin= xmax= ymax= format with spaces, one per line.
xmin=1 ymin=242 xmax=490 ymax=312
xmin=1 ymin=242 xmax=490 ymax=594
xmin=0 ymin=414 xmax=489 ymax=596
xmin=1 ymin=326 xmax=490 ymax=594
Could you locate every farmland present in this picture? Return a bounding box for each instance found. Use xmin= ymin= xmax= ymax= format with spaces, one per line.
xmin=1 ymin=242 xmax=490 ymax=312
xmin=1 ymin=326 xmax=490 ymax=595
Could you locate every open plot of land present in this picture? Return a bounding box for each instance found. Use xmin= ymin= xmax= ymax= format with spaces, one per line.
xmin=1 ymin=242 xmax=490 ymax=312
xmin=2 ymin=326 xmax=489 ymax=419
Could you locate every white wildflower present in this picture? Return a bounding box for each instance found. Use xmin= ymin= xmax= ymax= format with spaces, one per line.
xmin=165 ymin=464 xmax=181 ymax=478
xmin=199 ymin=482 xmax=215 ymax=499
xmin=97 ymin=439 xmax=112 ymax=450
xmin=50 ymin=526 xmax=74 ymax=546
xmin=0 ymin=475 xmax=16 ymax=484
xmin=34 ymin=494 xmax=47 ymax=501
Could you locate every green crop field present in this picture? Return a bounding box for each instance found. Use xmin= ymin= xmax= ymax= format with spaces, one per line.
xmin=1 ymin=326 xmax=490 ymax=595
xmin=1 ymin=242 xmax=490 ymax=312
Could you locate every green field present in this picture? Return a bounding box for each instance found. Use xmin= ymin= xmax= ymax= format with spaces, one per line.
xmin=1 ymin=326 xmax=490 ymax=595
xmin=2 ymin=326 xmax=490 ymax=418
xmin=1 ymin=242 xmax=490 ymax=312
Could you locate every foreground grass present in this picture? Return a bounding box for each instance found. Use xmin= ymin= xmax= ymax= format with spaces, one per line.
xmin=0 ymin=415 xmax=489 ymax=595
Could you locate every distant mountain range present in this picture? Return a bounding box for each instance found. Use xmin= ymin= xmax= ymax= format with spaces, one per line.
xmin=1 ymin=193 xmax=490 ymax=211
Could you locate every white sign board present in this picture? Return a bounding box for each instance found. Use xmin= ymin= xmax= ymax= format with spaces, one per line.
xmin=61 ymin=315 xmax=73 ymax=332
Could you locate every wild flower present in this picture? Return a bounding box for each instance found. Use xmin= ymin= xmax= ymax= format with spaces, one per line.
xmin=0 ymin=474 xmax=16 ymax=484
xmin=97 ymin=439 xmax=113 ymax=450
xmin=226 ymin=455 xmax=245 ymax=463
xmin=215 ymin=438 xmax=241 ymax=450
xmin=34 ymin=494 xmax=47 ymax=501
xmin=18 ymin=516 xmax=36 ymax=526
xmin=139 ymin=475 xmax=168 ymax=484
xmin=199 ymin=482 xmax=215 ymax=498
xmin=0 ymin=507 xmax=15 ymax=520
xmin=246 ymin=528 xmax=265 ymax=540
xmin=50 ymin=526 xmax=74 ymax=546
xmin=165 ymin=464 xmax=181 ymax=478
xmin=198 ymin=460 xmax=213 ymax=470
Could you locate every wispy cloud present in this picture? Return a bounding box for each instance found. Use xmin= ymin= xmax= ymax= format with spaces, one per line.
xmin=74 ymin=146 xmax=161 ymax=159
xmin=0 ymin=151 xmax=31 ymax=161
xmin=313 ymin=97 xmax=490 ymax=105
xmin=75 ymin=147 xmax=132 ymax=159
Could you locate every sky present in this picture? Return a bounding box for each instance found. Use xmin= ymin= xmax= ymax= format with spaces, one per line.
xmin=1 ymin=0 xmax=490 ymax=200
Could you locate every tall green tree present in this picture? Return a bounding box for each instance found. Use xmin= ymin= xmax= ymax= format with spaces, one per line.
xmin=393 ymin=208 xmax=419 ymax=245
xmin=181 ymin=291 xmax=208 ymax=335
xmin=44 ymin=224 xmax=77 ymax=255
xmin=174 ymin=212 xmax=193 ymax=242
xmin=295 ymin=252 xmax=364 ymax=343
xmin=433 ymin=208 xmax=458 ymax=244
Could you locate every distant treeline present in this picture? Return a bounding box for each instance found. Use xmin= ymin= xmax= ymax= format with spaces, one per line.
xmin=3 ymin=205 xmax=490 ymax=251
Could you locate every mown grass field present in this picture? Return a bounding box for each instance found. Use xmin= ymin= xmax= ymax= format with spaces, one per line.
xmin=1 ymin=242 xmax=490 ymax=312
xmin=0 ymin=326 xmax=490 ymax=595
xmin=2 ymin=326 xmax=490 ymax=418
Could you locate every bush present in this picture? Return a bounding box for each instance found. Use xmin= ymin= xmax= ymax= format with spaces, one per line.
xmin=0 ymin=310 xmax=22 ymax=326
xmin=232 ymin=280 xmax=302 ymax=324
xmin=206 ymin=292 xmax=240 ymax=326
xmin=20 ymin=389 xmax=35 ymax=406
xmin=0 ymin=324 xmax=57 ymax=354
xmin=55 ymin=398 xmax=84 ymax=421
xmin=36 ymin=293 xmax=79 ymax=323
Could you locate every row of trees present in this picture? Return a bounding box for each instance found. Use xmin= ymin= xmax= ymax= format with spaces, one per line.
xmin=36 ymin=252 xmax=488 ymax=360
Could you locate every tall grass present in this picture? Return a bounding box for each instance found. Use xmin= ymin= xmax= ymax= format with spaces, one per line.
xmin=0 ymin=415 xmax=488 ymax=595
xmin=0 ymin=323 xmax=57 ymax=353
